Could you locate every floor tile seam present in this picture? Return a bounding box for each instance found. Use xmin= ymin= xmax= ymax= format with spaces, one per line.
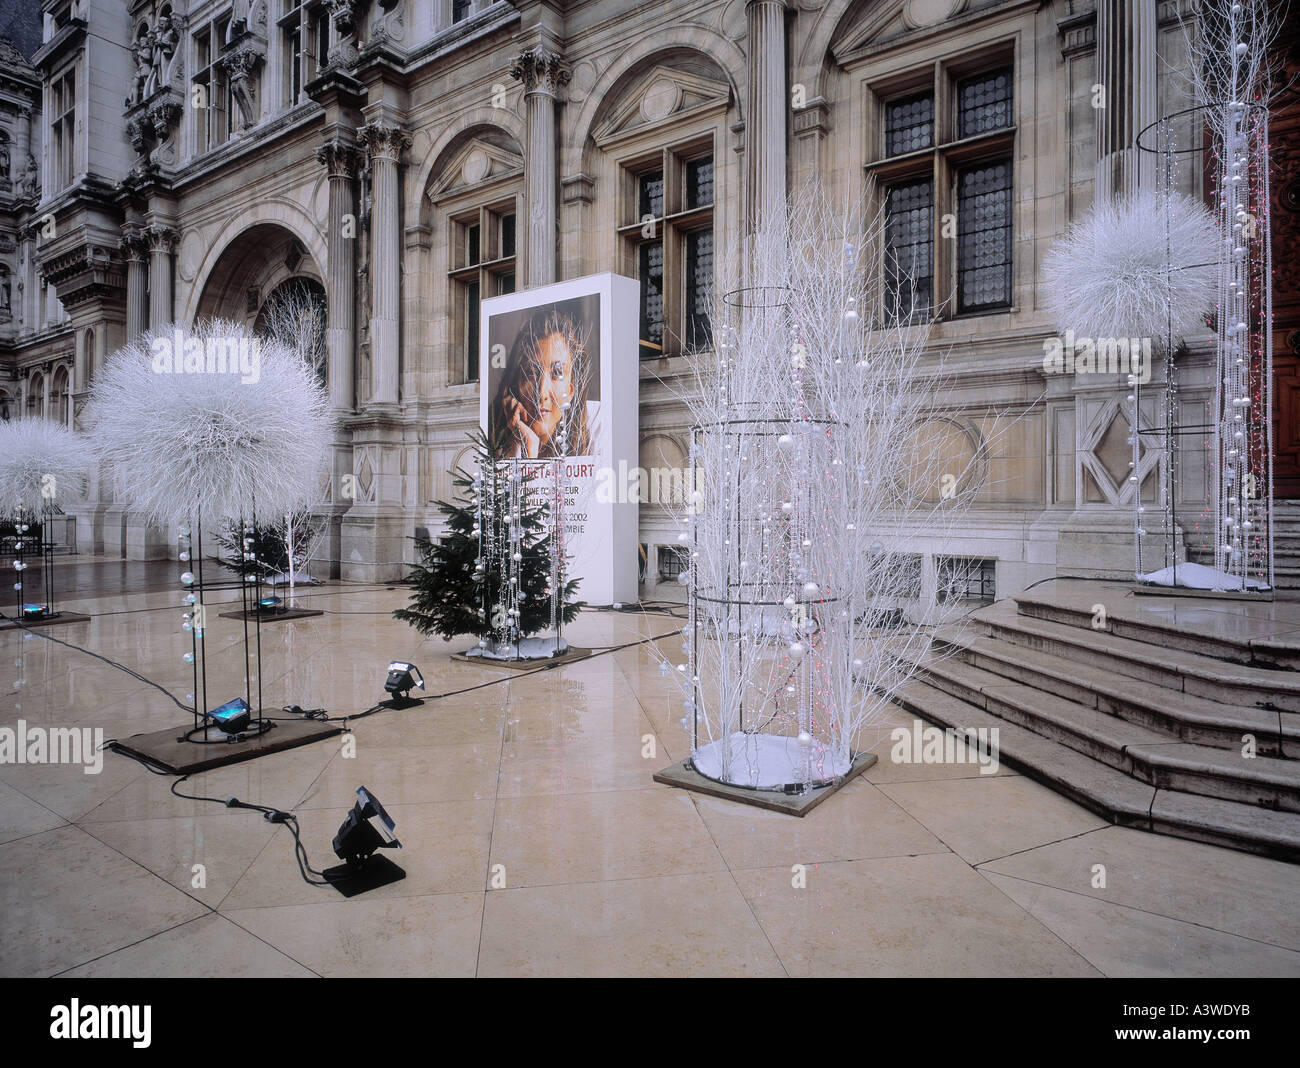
xmin=44 ymin=913 xmax=223 ymax=978
xmin=973 ymin=868 xmax=1300 ymax=956
xmin=474 ymin=693 xmax=511 ymax=979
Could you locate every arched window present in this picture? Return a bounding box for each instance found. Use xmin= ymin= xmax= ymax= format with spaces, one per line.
xmin=256 ymin=276 xmax=328 ymax=386
xmin=426 ymin=131 xmax=524 ymax=384
xmin=50 ymin=365 xmax=70 ymax=425
xmin=26 ymin=373 xmax=44 ymax=420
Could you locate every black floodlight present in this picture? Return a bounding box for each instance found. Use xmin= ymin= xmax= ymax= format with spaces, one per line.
xmin=332 ymin=786 xmax=402 ymax=869
xmin=205 ymin=697 xmax=252 ymax=734
xmin=256 ymin=595 xmax=286 ymax=613
xmin=20 ymin=603 xmax=49 ymax=620
xmin=382 ymin=661 xmax=425 ymax=708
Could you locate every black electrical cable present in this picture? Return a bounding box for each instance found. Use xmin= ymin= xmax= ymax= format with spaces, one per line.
xmin=1 ymin=610 xmax=193 ymax=713
xmin=171 ymin=775 xmax=331 ymax=887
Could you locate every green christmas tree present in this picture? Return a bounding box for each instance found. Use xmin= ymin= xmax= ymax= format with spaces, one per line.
xmin=394 ymin=431 xmax=583 ymax=644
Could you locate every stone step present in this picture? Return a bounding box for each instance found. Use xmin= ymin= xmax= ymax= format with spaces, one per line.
xmin=1128 ymin=742 xmax=1300 ymax=813
xmin=1014 ymin=591 xmax=1300 ymax=671
xmin=934 ymin=620 xmax=1297 ymax=754
xmin=906 ymin=649 xmax=1300 ymax=811
xmin=970 ymin=599 xmax=1300 ymax=714
xmin=892 ymin=679 xmax=1300 ymax=862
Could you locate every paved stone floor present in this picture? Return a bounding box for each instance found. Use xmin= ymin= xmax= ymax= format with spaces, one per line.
xmin=1 ymin=571 xmax=1298 ymax=977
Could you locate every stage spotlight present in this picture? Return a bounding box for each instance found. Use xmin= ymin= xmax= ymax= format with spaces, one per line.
xmin=205 ymin=697 xmax=252 ymax=734
xmin=382 ymin=661 xmax=425 ymax=709
xmin=20 ymin=603 xmax=49 ymax=620
xmin=256 ymin=595 xmax=286 ymax=614
xmin=332 ymin=786 xmax=402 ymax=869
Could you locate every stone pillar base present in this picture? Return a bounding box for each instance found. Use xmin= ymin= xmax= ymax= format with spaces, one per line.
xmin=339 ymin=508 xmax=409 ymax=582
xmin=1055 ymin=510 xmax=1186 ymax=580
xmin=124 ymin=515 xmax=172 ymax=560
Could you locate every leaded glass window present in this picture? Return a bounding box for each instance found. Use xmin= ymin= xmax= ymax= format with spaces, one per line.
xmin=885 ymin=93 xmax=934 ymax=156
xmin=956 ymin=161 xmax=1012 ymax=313
xmin=884 ymin=180 xmax=934 ymax=320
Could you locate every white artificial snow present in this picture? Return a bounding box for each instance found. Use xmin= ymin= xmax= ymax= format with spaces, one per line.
xmin=1138 ymin=562 xmax=1270 ymax=592
xmin=466 ymin=636 xmax=569 ymax=660
xmin=692 ymin=732 xmax=852 ymax=790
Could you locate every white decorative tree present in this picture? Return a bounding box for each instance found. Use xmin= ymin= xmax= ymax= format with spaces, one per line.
xmin=1176 ymin=0 xmax=1283 ymax=590
xmin=0 ymin=419 xmax=91 ymax=620
xmin=1040 ymin=189 xmax=1219 ymax=583
xmin=87 ymin=318 xmax=332 ymax=737
xmin=658 ymin=189 xmax=988 ymax=794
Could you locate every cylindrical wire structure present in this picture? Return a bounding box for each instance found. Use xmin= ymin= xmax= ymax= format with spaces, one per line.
xmin=1135 ymin=98 xmax=1274 ymax=591
xmin=687 ymin=416 xmax=853 ymax=791
xmin=474 ymin=455 xmax=567 ymax=660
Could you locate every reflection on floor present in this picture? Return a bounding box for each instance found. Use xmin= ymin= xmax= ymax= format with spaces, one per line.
xmin=1 ymin=573 xmax=1298 ymax=977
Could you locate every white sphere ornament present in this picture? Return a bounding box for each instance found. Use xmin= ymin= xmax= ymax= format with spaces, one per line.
xmin=777 ymin=434 xmax=795 ymax=451
xmin=789 ymin=641 xmax=805 ymax=657
xmin=798 ymin=731 xmax=812 ymax=747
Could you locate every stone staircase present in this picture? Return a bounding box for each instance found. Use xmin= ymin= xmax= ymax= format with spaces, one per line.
xmin=1187 ymin=499 xmax=1300 ymax=590
xmin=893 ymin=584 xmax=1300 ymax=862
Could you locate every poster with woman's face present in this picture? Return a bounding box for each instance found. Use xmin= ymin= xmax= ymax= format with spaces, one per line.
xmin=486 ymin=295 xmax=601 ymax=459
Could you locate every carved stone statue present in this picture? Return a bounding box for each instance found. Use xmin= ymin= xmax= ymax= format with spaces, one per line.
xmin=17 ymin=154 xmax=36 ymax=197
xmin=130 ymin=36 xmax=150 ymax=105
xmin=144 ymin=15 xmax=177 ymax=98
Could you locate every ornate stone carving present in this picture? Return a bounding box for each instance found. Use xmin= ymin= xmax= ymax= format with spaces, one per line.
xmin=359 ymin=122 xmax=411 ymax=161
xmin=326 ymin=0 xmax=360 ymax=35
xmin=219 ymin=41 xmax=266 ymax=130
xmin=510 ymin=48 xmax=571 ymax=97
xmin=118 ymin=228 xmax=151 ymax=262
xmin=316 ymin=138 xmax=361 ymax=178
xmin=144 ymin=224 xmax=177 ymax=255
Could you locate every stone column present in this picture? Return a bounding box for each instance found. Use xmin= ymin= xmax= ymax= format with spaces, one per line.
xmin=746 ymin=0 xmax=788 ymax=234
xmin=1094 ymin=0 xmax=1157 ymax=201
xmin=72 ymin=332 xmax=87 ymax=426
xmin=510 ymin=48 xmax=569 ymax=287
xmin=316 ymin=139 xmax=360 ymax=413
xmin=120 ymin=229 xmax=150 ymax=339
xmin=145 ymin=224 xmax=177 ymax=329
xmin=359 ymin=122 xmax=409 ymax=407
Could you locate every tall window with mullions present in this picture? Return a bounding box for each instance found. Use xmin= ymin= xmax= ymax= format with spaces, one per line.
xmin=884 ymin=179 xmax=933 ymax=320
xmin=956 ymin=161 xmax=1012 ymax=313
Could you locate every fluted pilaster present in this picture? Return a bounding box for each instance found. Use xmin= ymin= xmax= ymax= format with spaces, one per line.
xmin=359 ymin=122 xmax=410 ymax=407
xmin=511 ymin=48 xmax=570 ymax=287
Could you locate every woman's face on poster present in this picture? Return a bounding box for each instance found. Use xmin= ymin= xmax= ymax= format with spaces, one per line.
xmin=522 ymin=331 xmax=574 ymax=443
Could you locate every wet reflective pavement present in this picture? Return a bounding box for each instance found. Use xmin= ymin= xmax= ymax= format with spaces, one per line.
xmin=1 ymin=572 xmax=1297 ymax=976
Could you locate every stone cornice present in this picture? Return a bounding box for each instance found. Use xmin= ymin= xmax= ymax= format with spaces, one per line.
xmin=31 ymin=17 xmax=87 ymax=73
xmin=1057 ymin=9 xmax=1097 ymax=58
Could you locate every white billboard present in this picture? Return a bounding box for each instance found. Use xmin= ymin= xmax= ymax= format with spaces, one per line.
xmin=480 ymin=273 xmax=640 ymax=605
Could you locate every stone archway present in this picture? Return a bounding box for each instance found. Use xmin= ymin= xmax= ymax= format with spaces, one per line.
xmin=194 ymin=222 xmax=325 ymax=329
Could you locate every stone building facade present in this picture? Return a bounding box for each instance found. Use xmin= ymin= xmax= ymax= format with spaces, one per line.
xmin=0 ymin=0 xmax=1271 ymax=598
